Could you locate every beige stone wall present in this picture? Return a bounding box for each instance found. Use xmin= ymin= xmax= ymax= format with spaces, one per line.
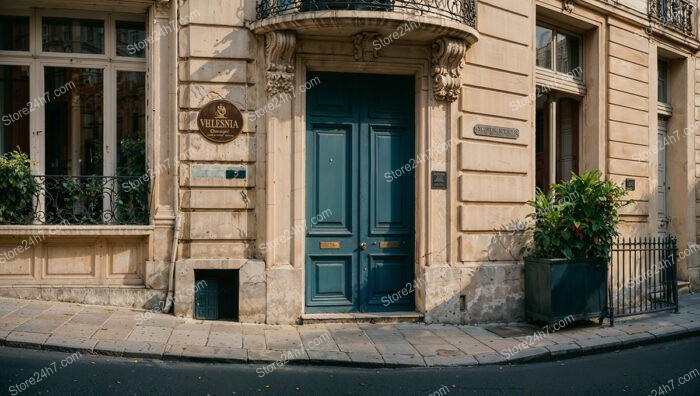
xmin=439 ymin=0 xmax=534 ymax=323
xmin=607 ymin=20 xmax=652 ymax=235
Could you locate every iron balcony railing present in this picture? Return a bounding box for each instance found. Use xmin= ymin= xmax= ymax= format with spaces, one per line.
xmin=8 ymin=175 xmax=150 ymax=226
xmin=255 ymin=0 xmax=478 ymax=27
xmin=648 ymin=0 xmax=694 ymax=36
xmin=608 ymin=235 xmax=679 ymax=326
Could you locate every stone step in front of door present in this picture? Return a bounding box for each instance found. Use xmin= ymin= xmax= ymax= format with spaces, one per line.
xmin=301 ymin=312 xmax=424 ymax=324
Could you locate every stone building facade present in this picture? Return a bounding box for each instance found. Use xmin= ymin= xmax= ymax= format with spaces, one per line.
xmin=0 ymin=0 xmax=698 ymax=324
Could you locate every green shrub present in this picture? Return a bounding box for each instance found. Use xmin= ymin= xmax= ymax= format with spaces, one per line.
xmin=523 ymin=170 xmax=632 ymax=260
xmin=0 ymin=151 xmax=38 ymax=224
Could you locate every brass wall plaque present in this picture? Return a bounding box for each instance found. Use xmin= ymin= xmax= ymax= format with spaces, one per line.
xmin=379 ymin=241 xmax=401 ymax=248
xmin=473 ymin=124 xmax=519 ymax=139
xmin=320 ymin=241 xmax=340 ymax=249
xmin=197 ymin=99 xmax=244 ymax=143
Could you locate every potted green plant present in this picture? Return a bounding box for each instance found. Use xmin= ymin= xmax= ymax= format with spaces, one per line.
xmin=0 ymin=150 xmax=38 ymax=224
xmin=522 ymin=170 xmax=631 ymax=324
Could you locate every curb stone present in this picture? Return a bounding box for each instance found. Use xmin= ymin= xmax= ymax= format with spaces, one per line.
xmin=1 ymin=326 xmax=699 ymax=368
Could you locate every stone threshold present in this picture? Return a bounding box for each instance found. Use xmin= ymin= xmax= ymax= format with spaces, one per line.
xmin=301 ymin=312 xmax=423 ymax=324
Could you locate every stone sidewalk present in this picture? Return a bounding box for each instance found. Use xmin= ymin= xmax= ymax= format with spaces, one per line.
xmin=1 ymin=294 xmax=699 ymax=368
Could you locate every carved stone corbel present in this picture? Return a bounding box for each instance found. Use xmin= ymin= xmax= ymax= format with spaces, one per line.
xmin=264 ymin=30 xmax=296 ymax=97
xmin=352 ymin=32 xmax=381 ymax=62
xmin=562 ymin=0 xmax=574 ymax=13
xmin=431 ymin=37 xmax=468 ymax=103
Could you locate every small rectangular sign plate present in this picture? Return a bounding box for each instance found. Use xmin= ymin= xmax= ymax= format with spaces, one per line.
xmin=431 ymin=171 xmax=447 ymax=190
xmin=473 ymin=124 xmax=519 ymax=139
xmin=625 ymin=178 xmax=635 ymax=191
xmin=379 ymin=241 xmax=401 ymax=249
xmin=320 ymin=241 xmax=340 ymax=249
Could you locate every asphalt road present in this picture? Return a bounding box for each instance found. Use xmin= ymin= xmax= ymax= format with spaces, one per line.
xmin=0 ymin=337 xmax=699 ymax=396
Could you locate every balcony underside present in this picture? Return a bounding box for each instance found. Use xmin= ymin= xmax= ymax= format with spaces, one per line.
xmin=250 ymin=10 xmax=479 ymax=44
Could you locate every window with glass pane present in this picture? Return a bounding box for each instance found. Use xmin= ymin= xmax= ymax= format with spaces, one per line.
xmin=116 ymin=21 xmax=146 ymax=58
xmin=658 ymin=60 xmax=669 ymax=104
xmin=117 ymin=71 xmax=146 ymax=175
xmin=0 ymin=15 xmax=30 ymax=51
xmin=556 ymin=33 xmax=580 ymax=74
xmin=42 ymin=17 xmax=104 ymax=54
xmin=44 ymin=67 xmax=104 ymax=176
xmin=0 ymin=65 xmax=30 ymax=154
xmin=116 ymin=71 xmax=147 ymax=223
xmin=536 ymin=26 xmax=553 ymax=70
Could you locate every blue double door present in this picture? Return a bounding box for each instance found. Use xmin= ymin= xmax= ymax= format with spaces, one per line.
xmin=305 ymin=72 xmax=415 ymax=313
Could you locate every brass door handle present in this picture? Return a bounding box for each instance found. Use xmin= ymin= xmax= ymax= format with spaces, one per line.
xmin=360 ymin=242 xmax=367 ymax=250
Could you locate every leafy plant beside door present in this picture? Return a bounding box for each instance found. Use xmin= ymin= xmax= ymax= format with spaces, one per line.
xmin=522 ymin=170 xmax=632 ymax=324
xmin=0 ymin=150 xmax=38 ymax=224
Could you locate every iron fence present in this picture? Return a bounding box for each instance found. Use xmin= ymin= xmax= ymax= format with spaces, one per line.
xmin=7 ymin=175 xmax=150 ymax=225
xmin=255 ymin=0 xmax=478 ymax=27
xmin=608 ymin=235 xmax=678 ymax=325
xmin=648 ymin=0 xmax=694 ymax=36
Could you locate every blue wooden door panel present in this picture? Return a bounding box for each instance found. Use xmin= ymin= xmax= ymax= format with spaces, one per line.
xmin=306 ymin=72 xmax=414 ymax=313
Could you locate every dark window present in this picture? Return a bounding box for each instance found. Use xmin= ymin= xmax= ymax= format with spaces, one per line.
xmin=0 ymin=65 xmax=30 ymax=154
xmin=0 ymin=15 xmax=30 ymax=51
xmin=658 ymin=60 xmax=669 ymax=104
xmin=42 ymin=17 xmax=104 ymax=54
xmin=116 ymin=21 xmax=146 ymax=58
xmin=536 ymin=26 xmax=553 ymax=70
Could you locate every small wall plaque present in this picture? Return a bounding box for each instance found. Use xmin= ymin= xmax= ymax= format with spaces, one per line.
xmin=320 ymin=241 xmax=340 ymax=249
xmin=431 ymin=171 xmax=447 ymax=190
xmin=473 ymin=124 xmax=519 ymax=139
xmin=379 ymin=241 xmax=401 ymax=249
xmin=625 ymin=178 xmax=635 ymax=191
xmin=197 ymin=99 xmax=243 ymax=143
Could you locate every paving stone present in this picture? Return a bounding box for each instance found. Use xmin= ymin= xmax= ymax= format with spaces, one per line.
xmin=14 ymin=319 xmax=65 ymax=334
xmin=122 ymin=341 xmax=166 ymax=359
xmin=424 ymin=354 xmax=478 ymax=367
xmin=615 ymin=331 xmax=656 ymax=345
xmin=167 ymin=329 xmax=209 ymax=346
xmin=648 ymin=325 xmax=688 ymax=338
xmin=307 ymin=350 xmax=351 ymax=364
xmin=505 ymin=346 xmax=549 ymax=362
xmin=299 ymin=330 xmax=338 ymax=352
xmin=248 ymin=349 xmax=289 ymax=362
xmin=68 ymin=313 xmax=110 ymax=326
xmin=474 ymin=352 xmax=508 ymax=365
xmin=337 ymin=342 xmax=378 ymax=353
xmin=403 ymin=334 xmax=449 ymax=345
xmin=207 ymin=331 xmax=243 ymax=348
xmin=545 ymin=342 xmax=582 ymax=357
xmin=243 ymin=333 xmax=267 ymax=350
xmin=374 ymin=343 xmax=420 ymax=355
xmin=92 ymin=326 xmax=134 ymax=341
xmin=165 ymin=345 xmax=247 ymax=362
xmin=36 ymin=312 xmax=75 ymax=322
xmin=363 ymin=329 xmax=406 ymax=344
xmin=5 ymin=331 xmax=50 ymax=349
xmin=127 ymin=326 xmax=173 ymax=343
xmin=0 ymin=315 xmax=30 ymax=331
xmin=241 ymin=323 xmax=267 ymax=334
xmin=265 ymin=330 xmax=303 ymax=350
xmin=381 ymin=353 xmax=425 ymax=367
xmin=44 ymin=335 xmax=97 ymax=353
xmin=94 ymin=340 xmax=126 ymax=356
xmin=412 ymin=343 xmax=464 ymax=357
xmin=328 ymin=329 xmax=369 ymax=344
xmin=575 ymin=336 xmax=622 ymax=351
xmin=52 ymin=323 xmax=100 ymax=338
xmin=347 ymin=352 xmax=384 ymax=366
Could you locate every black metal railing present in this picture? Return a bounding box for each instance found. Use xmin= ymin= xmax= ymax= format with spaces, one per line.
xmin=648 ymin=0 xmax=694 ymax=36
xmin=8 ymin=175 xmax=150 ymax=225
xmin=255 ymin=0 xmax=478 ymax=27
xmin=608 ymin=235 xmax=679 ymax=325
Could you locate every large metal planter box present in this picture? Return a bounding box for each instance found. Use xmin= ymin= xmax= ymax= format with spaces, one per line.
xmin=525 ymin=257 xmax=608 ymax=324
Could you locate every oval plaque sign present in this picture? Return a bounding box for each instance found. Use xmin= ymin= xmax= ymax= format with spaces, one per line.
xmin=197 ymin=99 xmax=243 ymax=143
